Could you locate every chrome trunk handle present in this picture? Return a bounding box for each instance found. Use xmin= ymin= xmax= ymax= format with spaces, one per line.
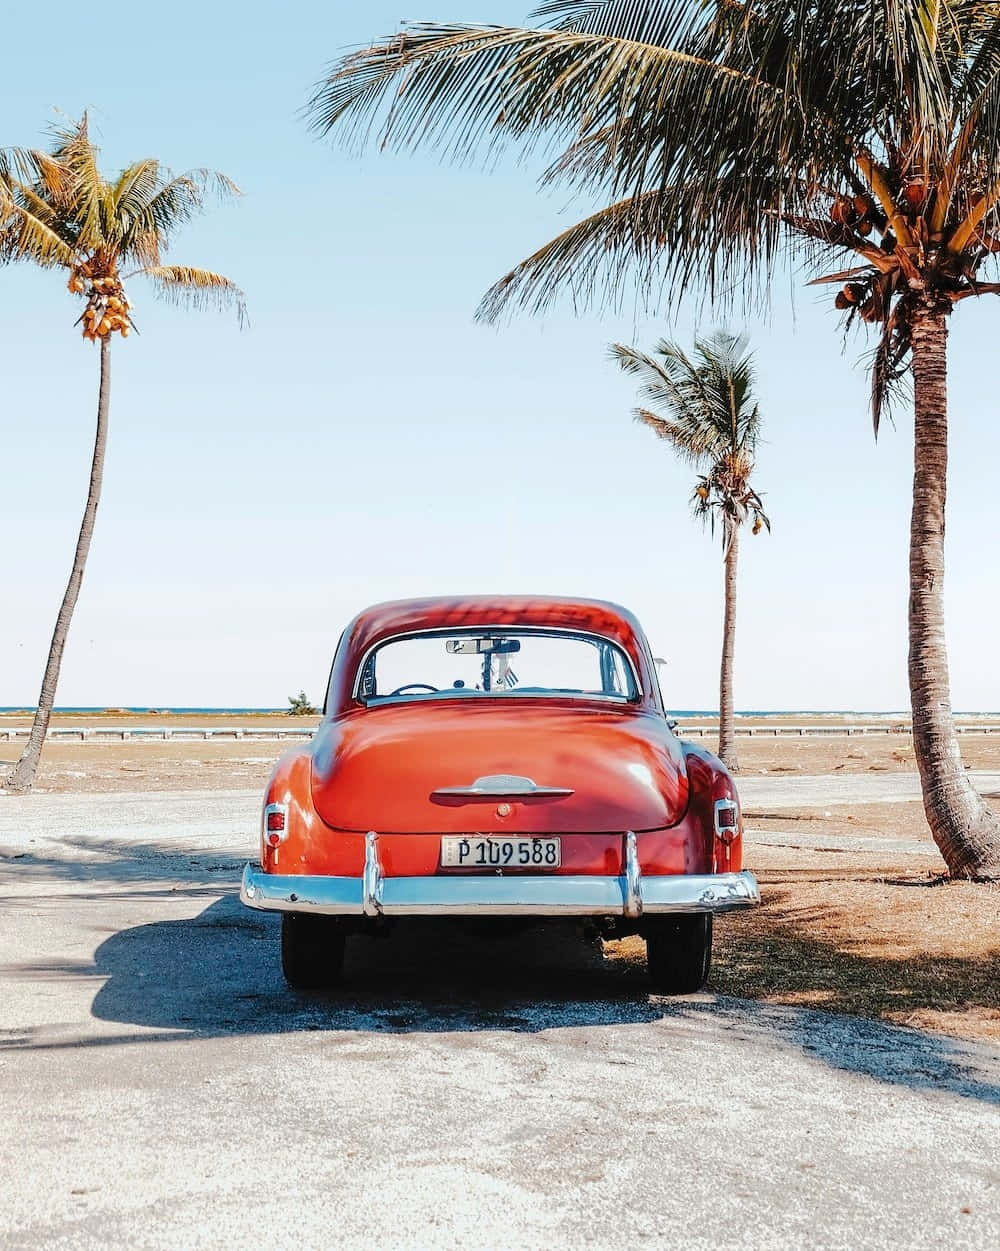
xmin=432 ymin=774 xmax=573 ymax=798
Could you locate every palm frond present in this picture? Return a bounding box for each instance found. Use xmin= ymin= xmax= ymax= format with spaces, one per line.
xmin=0 ymin=178 xmax=77 ymax=266
xmin=1 ymin=115 xmax=244 ymax=337
xmin=110 ymin=159 xmax=162 ymax=222
xmin=633 ymin=407 xmax=717 ymax=462
xmin=45 ymin=113 xmax=106 ymax=251
xmin=614 ymin=323 xmax=767 ymax=543
xmin=308 ymin=14 xmax=814 ymax=193
xmin=688 ymin=330 xmax=759 ymax=451
xmin=868 ymin=305 xmax=911 ymax=436
xmin=139 ymin=265 xmax=247 ymax=326
xmin=478 ymin=188 xmax=674 ymax=319
xmin=531 ymin=0 xmax=694 ymax=45
xmin=1 ymin=146 xmax=63 ymax=193
xmin=118 ymin=170 xmax=241 ymax=254
xmin=612 ymin=336 xmax=725 ymax=462
xmin=311 ymin=0 xmax=1000 ymax=431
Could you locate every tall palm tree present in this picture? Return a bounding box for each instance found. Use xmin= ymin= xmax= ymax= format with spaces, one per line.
xmin=1 ymin=116 xmax=245 ymax=793
xmin=612 ymin=331 xmax=767 ymax=771
xmin=309 ymin=0 xmax=1000 ymax=879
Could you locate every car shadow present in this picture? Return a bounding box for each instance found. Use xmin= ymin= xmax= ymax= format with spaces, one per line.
xmin=4 ymin=890 xmax=1000 ymax=1107
xmin=89 ymin=896 xmax=664 ymax=1034
xmin=0 ymin=835 xmax=247 ymax=892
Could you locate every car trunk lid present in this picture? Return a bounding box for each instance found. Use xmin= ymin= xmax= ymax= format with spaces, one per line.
xmin=310 ymin=701 xmax=688 ymax=833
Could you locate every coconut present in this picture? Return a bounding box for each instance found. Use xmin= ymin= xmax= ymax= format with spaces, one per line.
xmin=860 ymin=299 xmax=880 ymax=323
xmin=903 ymin=182 xmax=926 ymax=211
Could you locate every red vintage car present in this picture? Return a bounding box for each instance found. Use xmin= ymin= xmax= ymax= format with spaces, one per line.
xmin=241 ymin=596 xmax=759 ymax=993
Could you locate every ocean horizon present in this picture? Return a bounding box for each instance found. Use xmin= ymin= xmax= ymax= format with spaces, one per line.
xmin=3 ymin=706 xmax=1000 ymax=718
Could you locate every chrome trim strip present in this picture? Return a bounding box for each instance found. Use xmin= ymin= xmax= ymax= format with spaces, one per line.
xmin=623 ymin=831 xmax=642 ymax=919
xmin=432 ymin=774 xmax=574 ymax=798
xmin=362 ymin=831 xmax=383 ymax=916
xmin=240 ymin=864 xmax=760 ymax=918
xmin=351 ymin=624 xmax=643 ymax=704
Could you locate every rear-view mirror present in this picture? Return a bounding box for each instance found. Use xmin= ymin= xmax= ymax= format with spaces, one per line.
xmin=446 ymin=637 xmax=521 ymax=655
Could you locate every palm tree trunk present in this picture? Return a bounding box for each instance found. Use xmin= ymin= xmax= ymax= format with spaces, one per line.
xmin=718 ymin=526 xmax=740 ymax=772
xmin=908 ymin=298 xmax=1000 ymax=879
xmin=6 ymin=337 xmax=112 ymax=794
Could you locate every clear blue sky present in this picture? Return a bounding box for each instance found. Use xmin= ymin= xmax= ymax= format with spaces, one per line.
xmin=3 ymin=1 xmax=999 ymax=711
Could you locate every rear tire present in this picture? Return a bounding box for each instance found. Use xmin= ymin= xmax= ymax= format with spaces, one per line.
xmin=281 ymin=913 xmax=346 ymax=990
xmin=645 ymin=914 xmax=712 ymax=994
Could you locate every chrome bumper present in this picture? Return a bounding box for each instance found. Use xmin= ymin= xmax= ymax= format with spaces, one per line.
xmin=240 ymin=831 xmax=760 ymax=919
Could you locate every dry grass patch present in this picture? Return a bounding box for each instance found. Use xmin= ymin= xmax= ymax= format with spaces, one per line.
xmin=747 ymin=801 xmax=938 ymax=849
xmin=733 ymin=734 xmax=1000 ymax=775
xmin=611 ymin=867 xmax=1000 ymax=1043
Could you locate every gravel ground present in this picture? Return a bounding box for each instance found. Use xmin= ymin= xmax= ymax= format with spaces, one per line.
xmin=738 ymin=771 xmax=1000 ymax=807
xmin=1 ymin=784 xmax=999 ymax=1250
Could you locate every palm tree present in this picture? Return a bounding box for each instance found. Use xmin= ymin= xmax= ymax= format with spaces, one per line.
xmin=611 ymin=331 xmax=767 ymax=771
xmin=1 ymin=116 xmax=245 ymax=793
xmin=309 ymin=0 xmax=1000 ymax=879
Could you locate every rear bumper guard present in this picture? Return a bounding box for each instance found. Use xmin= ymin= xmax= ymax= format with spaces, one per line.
xmin=240 ymin=831 xmax=760 ymax=919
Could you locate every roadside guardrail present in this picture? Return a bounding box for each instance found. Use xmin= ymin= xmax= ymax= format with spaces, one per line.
xmin=681 ymin=724 xmax=997 ymax=737
xmin=0 ymin=727 xmax=315 ymax=742
xmin=0 ymin=723 xmax=997 ymax=742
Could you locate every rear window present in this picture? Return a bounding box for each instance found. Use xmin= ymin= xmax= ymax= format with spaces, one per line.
xmin=357 ymin=629 xmax=639 ymax=703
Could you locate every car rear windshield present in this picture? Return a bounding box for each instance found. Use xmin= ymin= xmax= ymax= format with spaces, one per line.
xmin=357 ymin=629 xmax=640 ymax=703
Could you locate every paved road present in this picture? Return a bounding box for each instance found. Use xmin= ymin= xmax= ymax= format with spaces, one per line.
xmin=738 ymin=770 xmax=1000 ymax=808
xmin=1 ymin=788 xmax=999 ymax=1249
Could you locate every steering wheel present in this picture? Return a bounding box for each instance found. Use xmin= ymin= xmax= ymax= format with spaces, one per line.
xmin=389 ymin=683 xmax=439 ymax=696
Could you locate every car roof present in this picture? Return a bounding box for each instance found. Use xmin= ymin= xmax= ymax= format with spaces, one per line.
xmin=324 ymin=596 xmax=660 ymax=716
xmin=344 ymin=595 xmax=645 ymax=653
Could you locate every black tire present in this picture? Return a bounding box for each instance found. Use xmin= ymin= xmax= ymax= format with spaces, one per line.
xmin=645 ymin=914 xmax=712 ymax=994
xmin=281 ymin=913 xmax=346 ymax=990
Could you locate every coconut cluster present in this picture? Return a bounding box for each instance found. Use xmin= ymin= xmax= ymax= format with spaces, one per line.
xmin=830 ymin=193 xmax=879 ymax=237
xmin=827 ymin=185 xmax=934 ymax=318
xmin=829 ymin=194 xmax=888 ymax=317
xmin=835 ymin=281 xmax=869 ymax=312
xmin=68 ymin=265 xmax=132 ymax=341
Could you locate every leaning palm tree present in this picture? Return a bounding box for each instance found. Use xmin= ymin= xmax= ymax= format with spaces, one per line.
xmin=1 ymin=116 xmax=245 ymax=793
xmin=612 ymin=332 xmax=767 ymax=771
xmin=310 ymin=0 xmax=1000 ymax=879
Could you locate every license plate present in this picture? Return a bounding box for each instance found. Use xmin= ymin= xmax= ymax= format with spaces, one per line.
xmin=440 ymin=836 xmax=561 ymax=870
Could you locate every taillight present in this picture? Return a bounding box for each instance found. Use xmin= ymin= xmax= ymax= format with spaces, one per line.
xmin=263 ymin=802 xmax=289 ymax=847
xmin=713 ymin=797 xmax=739 ymax=842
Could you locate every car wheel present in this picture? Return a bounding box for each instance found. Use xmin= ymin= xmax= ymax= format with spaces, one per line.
xmin=281 ymin=913 xmax=346 ymax=990
xmin=645 ymin=914 xmax=712 ymax=994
